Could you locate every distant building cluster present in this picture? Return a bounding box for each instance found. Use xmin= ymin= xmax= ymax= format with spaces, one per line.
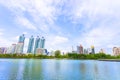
xmin=75 ymin=45 xmax=95 ymax=54
xmin=0 ymin=34 xmax=48 ymax=55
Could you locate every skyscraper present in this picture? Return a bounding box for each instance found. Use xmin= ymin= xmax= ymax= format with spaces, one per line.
xmin=77 ymin=46 xmax=80 ymax=54
xmin=15 ymin=34 xmax=25 ymax=53
xmin=7 ymin=44 xmax=16 ymax=53
xmin=91 ymin=45 xmax=95 ymax=54
xmin=34 ymin=36 xmax=40 ymax=54
xmin=0 ymin=47 xmax=7 ymax=54
xmin=77 ymin=45 xmax=83 ymax=54
xmin=113 ymin=47 xmax=120 ymax=56
xmin=87 ymin=48 xmax=91 ymax=54
xmin=84 ymin=49 xmax=88 ymax=54
xmin=80 ymin=45 xmax=83 ymax=54
xmin=40 ymin=37 xmax=45 ymax=48
xmin=18 ymin=34 xmax=25 ymax=43
xmin=27 ymin=35 xmax=34 ymax=53
xmin=15 ymin=43 xmax=24 ymax=53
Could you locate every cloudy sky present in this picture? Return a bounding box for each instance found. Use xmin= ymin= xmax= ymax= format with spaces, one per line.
xmin=0 ymin=0 xmax=120 ymax=54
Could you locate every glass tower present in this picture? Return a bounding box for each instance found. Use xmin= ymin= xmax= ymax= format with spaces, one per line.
xmin=34 ymin=36 xmax=40 ymax=54
xmin=19 ymin=34 xmax=25 ymax=43
xmin=18 ymin=34 xmax=25 ymax=53
xmin=27 ymin=35 xmax=34 ymax=53
xmin=40 ymin=37 xmax=45 ymax=48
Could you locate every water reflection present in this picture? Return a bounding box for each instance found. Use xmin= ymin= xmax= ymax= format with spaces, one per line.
xmin=0 ymin=59 xmax=120 ymax=80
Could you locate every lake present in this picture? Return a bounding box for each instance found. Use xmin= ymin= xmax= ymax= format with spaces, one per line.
xmin=0 ymin=59 xmax=120 ymax=80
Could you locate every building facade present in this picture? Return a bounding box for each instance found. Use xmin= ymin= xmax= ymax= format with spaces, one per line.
xmin=0 ymin=47 xmax=7 ymax=54
xmin=15 ymin=34 xmax=25 ymax=53
xmin=6 ymin=44 xmax=16 ymax=53
xmin=80 ymin=45 xmax=83 ymax=54
xmin=34 ymin=36 xmax=40 ymax=54
xmin=36 ymin=48 xmax=45 ymax=55
xmin=19 ymin=34 xmax=25 ymax=43
xmin=27 ymin=35 xmax=34 ymax=53
xmin=40 ymin=37 xmax=45 ymax=48
xmin=84 ymin=49 xmax=88 ymax=54
xmin=77 ymin=45 xmax=84 ymax=54
xmin=91 ymin=46 xmax=95 ymax=54
xmin=113 ymin=47 xmax=120 ymax=56
xmin=15 ymin=42 xmax=24 ymax=54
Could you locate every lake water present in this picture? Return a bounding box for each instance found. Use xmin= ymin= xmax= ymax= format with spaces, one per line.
xmin=0 ymin=59 xmax=120 ymax=80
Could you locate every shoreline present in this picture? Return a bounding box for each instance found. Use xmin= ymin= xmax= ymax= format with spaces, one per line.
xmin=1 ymin=58 xmax=120 ymax=62
xmin=98 ymin=59 xmax=120 ymax=62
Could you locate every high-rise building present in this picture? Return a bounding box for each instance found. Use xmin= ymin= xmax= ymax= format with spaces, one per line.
xmin=27 ymin=35 xmax=34 ymax=53
xmin=113 ymin=47 xmax=120 ymax=56
xmin=19 ymin=34 xmax=25 ymax=43
xmin=15 ymin=42 xmax=24 ymax=54
xmin=77 ymin=45 xmax=83 ymax=54
xmin=34 ymin=36 xmax=40 ymax=54
xmin=40 ymin=37 xmax=45 ymax=48
xmin=84 ymin=49 xmax=88 ymax=54
xmin=87 ymin=48 xmax=92 ymax=54
xmin=91 ymin=45 xmax=95 ymax=54
xmin=11 ymin=44 xmax=16 ymax=53
xmin=0 ymin=47 xmax=6 ymax=54
xmin=7 ymin=44 xmax=16 ymax=53
xmin=77 ymin=46 xmax=80 ymax=54
xmin=15 ymin=34 xmax=25 ymax=53
xmin=80 ymin=45 xmax=83 ymax=54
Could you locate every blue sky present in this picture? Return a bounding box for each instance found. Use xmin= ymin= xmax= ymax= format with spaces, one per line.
xmin=0 ymin=0 xmax=120 ymax=54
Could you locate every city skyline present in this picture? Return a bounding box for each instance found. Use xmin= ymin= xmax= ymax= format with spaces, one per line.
xmin=0 ymin=34 xmax=46 ymax=54
xmin=0 ymin=0 xmax=120 ymax=53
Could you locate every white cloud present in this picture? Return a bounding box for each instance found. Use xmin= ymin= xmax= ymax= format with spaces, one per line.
xmin=22 ymin=32 xmax=28 ymax=35
xmin=52 ymin=36 xmax=68 ymax=45
xmin=65 ymin=0 xmax=120 ymax=22
xmin=15 ymin=16 xmax=37 ymax=30
xmin=0 ymin=0 xmax=65 ymax=32
xmin=0 ymin=29 xmax=12 ymax=47
xmin=45 ymin=35 xmax=69 ymax=52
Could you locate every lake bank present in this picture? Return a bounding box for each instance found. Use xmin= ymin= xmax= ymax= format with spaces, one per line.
xmin=98 ymin=59 xmax=120 ymax=62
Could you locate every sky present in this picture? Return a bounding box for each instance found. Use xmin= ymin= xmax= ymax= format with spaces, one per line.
xmin=0 ymin=0 xmax=120 ymax=54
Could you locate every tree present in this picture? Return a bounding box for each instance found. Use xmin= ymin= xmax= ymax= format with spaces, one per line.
xmin=55 ymin=50 xmax=61 ymax=58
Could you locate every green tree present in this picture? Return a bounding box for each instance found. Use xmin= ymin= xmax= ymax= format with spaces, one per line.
xmin=55 ymin=50 xmax=61 ymax=58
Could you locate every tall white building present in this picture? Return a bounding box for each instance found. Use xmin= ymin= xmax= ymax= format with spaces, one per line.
xmin=15 ymin=43 xmax=24 ymax=54
xmin=7 ymin=44 xmax=16 ymax=53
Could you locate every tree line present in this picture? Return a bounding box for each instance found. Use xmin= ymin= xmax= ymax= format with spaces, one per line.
xmin=0 ymin=50 xmax=120 ymax=59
